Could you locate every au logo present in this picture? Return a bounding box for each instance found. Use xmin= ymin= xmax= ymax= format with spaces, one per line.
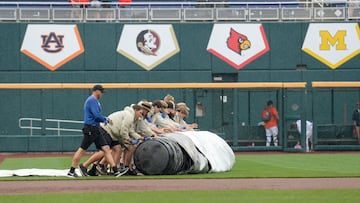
xmin=21 ymin=24 xmax=84 ymax=71
xmin=207 ymin=24 xmax=269 ymax=70
xmin=302 ymin=23 xmax=360 ymax=69
xmin=41 ymin=32 xmax=64 ymax=53
xmin=117 ymin=24 xmax=179 ymax=71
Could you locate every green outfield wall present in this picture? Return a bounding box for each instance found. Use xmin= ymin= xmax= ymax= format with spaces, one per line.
xmin=0 ymin=22 xmax=359 ymax=152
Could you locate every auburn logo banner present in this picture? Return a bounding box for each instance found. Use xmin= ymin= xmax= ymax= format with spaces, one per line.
xmin=207 ymin=24 xmax=269 ymax=70
xmin=21 ymin=24 xmax=84 ymax=71
xmin=302 ymin=23 xmax=360 ymax=69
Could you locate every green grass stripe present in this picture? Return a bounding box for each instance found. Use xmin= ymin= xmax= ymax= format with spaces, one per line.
xmin=0 ymin=153 xmax=359 ymax=180
xmin=0 ymin=189 xmax=360 ymax=203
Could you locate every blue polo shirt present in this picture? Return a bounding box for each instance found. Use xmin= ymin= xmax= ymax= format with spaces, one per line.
xmin=84 ymin=95 xmax=107 ymax=126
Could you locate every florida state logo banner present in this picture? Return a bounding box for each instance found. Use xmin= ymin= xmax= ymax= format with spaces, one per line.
xmin=117 ymin=24 xmax=180 ymax=71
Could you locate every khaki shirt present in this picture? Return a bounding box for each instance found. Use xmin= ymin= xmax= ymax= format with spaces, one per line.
xmin=135 ymin=118 xmax=156 ymax=137
xmin=101 ymin=106 xmax=142 ymax=142
xmin=152 ymin=112 xmax=170 ymax=128
xmin=173 ymin=112 xmax=187 ymax=126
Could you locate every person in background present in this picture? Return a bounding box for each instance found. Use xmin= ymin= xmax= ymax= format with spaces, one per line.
xmin=101 ymin=0 xmax=113 ymax=8
xmin=174 ymin=103 xmax=198 ymax=130
xmin=69 ymin=0 xmax=90 ymax=8
xmin=164 ymin=94 xmax=175 ymax=103
xmin=152 ymin=100 xmax=177 ymax=131
xmin=69 ymin=0 xmax=89 ymax=19
xmin=262 ymin=100 xmax=279 ymax=147
xmin=136 ymin=101 xmax=158 ymax=138
xmin=291 ymin=120 xmax=313 ymax=152
xmin=119 ymin=0 xmax=132 ymax=8
xmin=352 ymin=101 xmax=360 ymax=143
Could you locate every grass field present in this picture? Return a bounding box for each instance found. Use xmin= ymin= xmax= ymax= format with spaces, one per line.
xmin=0 ymin=189 xmax=359 ymax=203
xmin=0 ymin=153 xmax=360 ymax=203
xmin=1 ymin=153 xmax=360 ymax=179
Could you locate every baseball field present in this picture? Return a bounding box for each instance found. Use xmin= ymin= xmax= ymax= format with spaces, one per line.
xmin=0 ymin=152 xmax=359 ymax=203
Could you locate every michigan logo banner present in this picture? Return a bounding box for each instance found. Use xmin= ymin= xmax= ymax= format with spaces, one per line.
xmin=302 ymin=23 xmax=360 ymax=69
xmin=117 ymin=24 xmax=180 ymax=71
xmin=207 ymin=24 xmax=269 ymax=70
xmin=21 ymin=24 xmax=84 ymax=71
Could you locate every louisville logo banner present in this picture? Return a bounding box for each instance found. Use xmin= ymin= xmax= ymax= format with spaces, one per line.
xmin=21 ymin=24 xmax=84 ymax=71
xmin=207 ymin=24 xmax=269 ymax=70
xmin=117 ymin=24 xmax=180 ymax=71
xmin=302 ymin=23 xmax=360 ymax=69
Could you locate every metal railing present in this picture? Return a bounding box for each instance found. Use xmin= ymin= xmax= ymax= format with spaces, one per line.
xmin=19 ymin=117 xmax=83 ymax=136
xmin=0 ymin=1 xmax=358 ymax=22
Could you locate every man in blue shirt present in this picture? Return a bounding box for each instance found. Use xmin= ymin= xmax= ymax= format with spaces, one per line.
xmin=68 ymin=84 xmax=124 ymax=177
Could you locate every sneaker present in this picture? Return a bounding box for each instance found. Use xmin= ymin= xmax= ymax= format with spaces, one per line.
xmin=128 ymin=168 xmax=144 ymax=176
xmin=127 ymin=168 xmax=144 ymax=176
xmin=114 ymin=166 xmax=129 ymax=177
xmin=67 ymin=171 xmax=79 ymax=178
xmin=88 ymin=164 xmax=99 ymax=176
xmin=96 ymin=164 xmax=108 ymax=175
xmin=79 ymin=163 xmax=89 ymax=177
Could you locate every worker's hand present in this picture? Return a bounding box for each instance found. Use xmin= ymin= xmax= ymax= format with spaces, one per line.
xmin=143 ymin=136 xmax=152 ymax=141
xmin=106 ymin=117 xmax=113 ymax=126
xmin=130 ymin=139 xmax=140 ymax=145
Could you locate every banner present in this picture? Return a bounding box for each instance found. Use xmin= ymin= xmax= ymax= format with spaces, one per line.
xmin=117 ymin=24 xmax=180 ymax=71
xmin=21 ymin=24 xmax=84 ymax=71
xmin=207 ymin=24 xmax=269 ymax=70
xmin=302 ymin=23 xmax=360 ymax=69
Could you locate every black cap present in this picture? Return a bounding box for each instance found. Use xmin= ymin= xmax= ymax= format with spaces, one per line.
xmin=92 ymin=84 xmax=105 ymax=93
xmin=267 ymin=100 xmax=273 ymax=106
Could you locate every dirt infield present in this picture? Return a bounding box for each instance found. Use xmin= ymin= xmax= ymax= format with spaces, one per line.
xmin=0 ymin=178 xmax=360 ymax=194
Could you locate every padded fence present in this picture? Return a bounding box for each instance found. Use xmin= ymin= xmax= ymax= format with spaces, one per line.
xmin=0 ymin=82 xmax=312 ymax=152
xmin=0 ymin=82 xmax=359 ymax=152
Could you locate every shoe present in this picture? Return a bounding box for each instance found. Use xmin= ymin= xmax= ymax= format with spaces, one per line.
xmin=127 ymin=168 xmax=144 ymax=176
xmin=114 ymin=166 xmax=129 ymax=177
xmin=130 ymin=168 xmax=144 ymax=176
xmin=79 ymin=163 xmax=89 ymax=177
xmin=96 ymin=164 xmax=108 ymax=175
xmin=67 ymin=171 xmax=79 ymax=178
xmin=88 ymin=164 xmax=99 ymax=176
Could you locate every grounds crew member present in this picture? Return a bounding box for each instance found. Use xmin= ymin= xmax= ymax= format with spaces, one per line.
xmin=67 ymin=84 xmax=123 ymax=177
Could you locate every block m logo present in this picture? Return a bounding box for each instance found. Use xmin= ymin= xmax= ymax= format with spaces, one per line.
xmin=319 ymin=30 xmax=347 ymax=50
xmin=302 ymin=23 xmax=360 ymax=70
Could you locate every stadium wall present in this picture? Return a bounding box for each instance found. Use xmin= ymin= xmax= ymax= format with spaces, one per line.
xmin=0 ymin=22 xmax=359 ymax=152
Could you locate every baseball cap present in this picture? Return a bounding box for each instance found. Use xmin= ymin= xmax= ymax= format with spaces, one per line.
xmin=92 ymin=84 xmax=105 ymax=93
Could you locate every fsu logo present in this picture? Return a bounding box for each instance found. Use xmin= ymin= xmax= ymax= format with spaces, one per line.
xmin=227 ymin=28 xmax=251 ymax=55
xmin=117 ymin=24 xmax=180 ymax=71
xmin=136 ymin=30 xmax=160 ymax=56
xmin=41 ymin=32 xmax=64 ymax=53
